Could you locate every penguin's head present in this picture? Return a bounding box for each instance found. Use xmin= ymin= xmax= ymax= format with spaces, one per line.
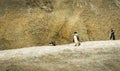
xmin=74 ymin=32 xmax=77 ymax=34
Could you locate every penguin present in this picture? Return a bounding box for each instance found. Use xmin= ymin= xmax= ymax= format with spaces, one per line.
xmin=110 ymin=29 xmax=115 ymax=40
xmin=73 ymin=32 xmax=80 ymax=46
xmin=49 ymin=41 xmax=56 ymax=46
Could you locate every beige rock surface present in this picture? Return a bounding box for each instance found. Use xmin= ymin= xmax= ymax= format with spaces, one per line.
xmin=0 ymin=40 xmax=120 ymax=71
xmin=0 ymin=0 xmax=120 ymax=49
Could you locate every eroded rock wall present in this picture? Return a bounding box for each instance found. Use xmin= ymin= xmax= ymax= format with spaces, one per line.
xmin=0 ymin=0 xmax=120 ymax=49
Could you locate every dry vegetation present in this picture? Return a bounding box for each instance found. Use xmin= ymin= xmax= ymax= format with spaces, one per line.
xmin=0 ymin=0 xmax=120 ymax=49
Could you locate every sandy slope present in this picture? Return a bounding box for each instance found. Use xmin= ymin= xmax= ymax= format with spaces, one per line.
xmin=0 ymin=40 xmax=120 ymax=71
xmin=0 ymin=40 xmax=120 ymax=60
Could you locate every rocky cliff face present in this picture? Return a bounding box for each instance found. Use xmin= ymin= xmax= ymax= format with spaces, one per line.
xmin=0 ymin=0 xmax=120 ymax=49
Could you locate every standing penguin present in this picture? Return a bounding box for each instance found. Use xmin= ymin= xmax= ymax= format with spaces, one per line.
xmin=110 ymin=29 xmax=115 ymax=40
xmin=73 ymin=32 xmax=80 ymax=46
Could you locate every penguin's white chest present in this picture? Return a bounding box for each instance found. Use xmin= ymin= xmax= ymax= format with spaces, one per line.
xmin=74 ymin=36 xmax=78 ymax=43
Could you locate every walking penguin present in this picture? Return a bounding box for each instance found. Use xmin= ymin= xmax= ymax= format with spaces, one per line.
xmin=73 ymin=32 xmax=80 ymax=46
